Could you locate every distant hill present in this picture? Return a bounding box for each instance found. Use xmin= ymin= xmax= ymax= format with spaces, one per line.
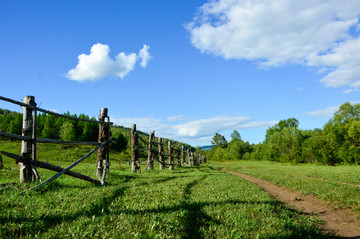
xmin=201 ymin=145 xmax=212 ymax=151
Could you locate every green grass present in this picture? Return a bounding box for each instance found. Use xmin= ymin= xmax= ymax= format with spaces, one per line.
xmin=215 ymin=161 xmax=360 ymax=217
xmin=0 ymin=160 xmax=327 ymax=238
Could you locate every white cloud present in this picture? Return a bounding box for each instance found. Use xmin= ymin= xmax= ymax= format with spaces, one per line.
xmin=112 ymin=114 xmax=276 ymax=145
xmin=67 ymin=43 xmax=151 ymax=82
xmin=138 ymin=44 xmax=152 ymax=68
xmin=173 ymin=115 xmax=251 ymax=138
xmin=344 ymin=88 xmax=359 ymax=94
xmin=305 ymin=106 xmax=339 ymax=118
xmin=112 ymin=116 xmax=168 ymax=134
xmin=305 ymin=101 xmax=360 ymax=117
xmin=167 ymin=115 xmax=186 ymax=122
xmin=187 ymin=0 xmax=360 ymax=89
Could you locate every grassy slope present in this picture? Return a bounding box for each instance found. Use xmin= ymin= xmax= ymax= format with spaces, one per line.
xmin=0 ymin=161 xmax=326 ymax=238
xmin=214 ymin=161 xmax=360 ymax=217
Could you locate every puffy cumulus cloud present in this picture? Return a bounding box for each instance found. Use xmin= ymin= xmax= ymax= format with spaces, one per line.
xmin=67 ymin=43 xmax=151 ymax=82
xmin=138 ymin=44 xmax=152 ymax=68
xmin=187 ymin=0 xmax=360 ymax=89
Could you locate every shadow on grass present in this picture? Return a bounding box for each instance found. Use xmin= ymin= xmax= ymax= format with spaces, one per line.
xmin=180 ymin=175 xmax=215 ymax=238
xmin=0 ymin=185 xmax=128 ymax=237
xmin=1 ymin=173 xmax=329 ymax=238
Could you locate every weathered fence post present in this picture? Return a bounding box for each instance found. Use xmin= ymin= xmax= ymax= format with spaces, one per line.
xmin=147 ymin=131 xmax=154 ymax=170
xmin=168 ymin=141 xmax=173 ymax=170
xmin=159 ymin=137 xmax=165 ymax=169
xmin=186 ymin=148 xmax=190 ymax=166
xmin=131 ymin=124 xmax=140 ymax=173
xmin=97 ymin=108 xmax=109 ymax=179
xmin=181 ymin=145 xmax=185 ymax=167
xmin=19 ymin=96 xmax=36 ymax=183
xmin=190 ymin=152 xmax=194 ymax=166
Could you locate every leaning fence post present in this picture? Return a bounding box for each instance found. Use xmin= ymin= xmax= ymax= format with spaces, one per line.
xmin=159 ymin=137 xmax=165 ymax=169
xmin=147 ymin=131 xmax=154 ymax=170
xmin=97 ymin=108 xmax=109 ymax=179
xmin=19 ymin=96 xmax=36 ymax=183
xmin=131 ymin=124 xmax=139 ymax=173
xmin=168 ymin=141 xmax=173 ymax=170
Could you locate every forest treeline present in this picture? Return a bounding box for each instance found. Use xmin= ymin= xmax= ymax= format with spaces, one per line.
xmin=205 ymin=102 xmax=360 ymax=165
xmin=0 ymin=109 xmax=192 ymax=156
xmin=0 ymin=109 xmax=128 ymax=151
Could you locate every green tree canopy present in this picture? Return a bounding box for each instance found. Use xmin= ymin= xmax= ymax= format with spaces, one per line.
xmin=59 ymin=122 xmax=77 ymax=141
xmin=266 ymin=118 xmax=299 ymax=141
xmin=231 ymin=130 xmax=241 ymax=140
xmin=211 ymin=133 xmax=228 ymax=148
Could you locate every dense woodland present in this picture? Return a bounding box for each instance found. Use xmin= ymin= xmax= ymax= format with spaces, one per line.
xmin=205 ymin=102 xmax=360 ymax=165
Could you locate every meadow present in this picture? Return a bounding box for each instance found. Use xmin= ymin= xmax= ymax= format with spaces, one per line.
xmin=0 ymin=150 xmax=328 ymax=238
xmin=3 ymin=140 xmax=360 ymax=237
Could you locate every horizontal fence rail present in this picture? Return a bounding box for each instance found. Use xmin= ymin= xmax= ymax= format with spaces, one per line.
xmin=0 ymin=131 xmax=101 ymax=146
xmin=0 ymin=95 xmax=206 ymax=195
xmin=0 ymin=95 xmax=112 ymax=194
xmin=0 ymin=95 xmax=113 ymax=125
xmin=129 ymin=124 xmax=205 ymax=173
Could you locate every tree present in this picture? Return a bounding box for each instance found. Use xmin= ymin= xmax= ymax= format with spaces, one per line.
xmin=231 ymin=130 xmax=241 ymax=140
xmin=8 ymin=113 xmax=22 ymax=135
xmin=111 ymin=132 xmax=127 ymax=151
xmin=265 ymin=118 xmax=299 ymax=141
xmin=42 ymin=114 xmax=59 ymax=139
xmin=333 ymin=102 xmax=360 ymax=124
xmin=211 ymin=133 xmax=228 ymax=148
xmin=60 ymin=122 xmax=77 ymax=141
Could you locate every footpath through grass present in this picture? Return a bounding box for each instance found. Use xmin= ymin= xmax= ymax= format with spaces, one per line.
xmin=0 ymin=161 xmax=327 ymax=238
xmin=215 ymin=161 xmax=360 ymax=218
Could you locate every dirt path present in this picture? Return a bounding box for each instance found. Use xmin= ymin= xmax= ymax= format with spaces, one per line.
xmin=222 ymin=168 xmax=360 ymax=238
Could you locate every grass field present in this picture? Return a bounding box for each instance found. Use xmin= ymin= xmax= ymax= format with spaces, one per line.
xmin=3 ymin=139 xmax=359 ymax=237
xmin=215 ymin=161 xmax=360 ymax=218
xmin=1 ymin=157 xmax=328 ymax=238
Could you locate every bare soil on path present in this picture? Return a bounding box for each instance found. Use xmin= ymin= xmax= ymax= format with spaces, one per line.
xmin=222 ymin=168 xmax=360 ymax=238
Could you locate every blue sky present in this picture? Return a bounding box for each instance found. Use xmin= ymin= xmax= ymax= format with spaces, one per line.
xmin=1 ymin=0 xmax=360 ymax=146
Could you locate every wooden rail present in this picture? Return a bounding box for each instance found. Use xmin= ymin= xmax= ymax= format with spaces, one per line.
xmin=130 ymin=124 xmax=205 ymax=173
xmin=0 ymin=95 xmax=112 ymax=192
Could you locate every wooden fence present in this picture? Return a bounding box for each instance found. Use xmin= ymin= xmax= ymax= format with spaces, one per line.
xmin=0 ymin=95 xmax=112 ymax=194
xmin=0 ymin=95 xmax=206 ymax=193
xmin=130 ymin=124 xmax=206 ymax=173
